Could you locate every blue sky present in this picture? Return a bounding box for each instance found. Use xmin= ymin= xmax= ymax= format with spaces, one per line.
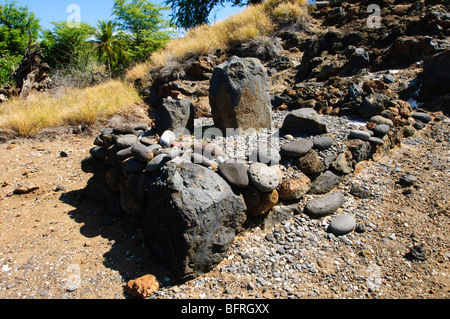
xmin=13 ymin=0 xmax=245 ymax=31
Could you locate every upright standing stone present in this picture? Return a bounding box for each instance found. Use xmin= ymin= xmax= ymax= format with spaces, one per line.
xmin=209 ymin=56 xmax=272 ymax=132
xmin=154 ymin=98 xmax=195 ymax=135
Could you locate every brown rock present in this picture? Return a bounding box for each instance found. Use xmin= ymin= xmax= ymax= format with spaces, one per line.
xmin=247 ymin=189 xmax=279 ymax=217
xmin=13 ymin=182 xmax=40 ymax=195
xmin=277 ymin=174 xmax=311 ymax=200
xmin=297 ymin=150 xmax=325 ymax=175
xmin=125 ymin=274 xmax=159 ymax=298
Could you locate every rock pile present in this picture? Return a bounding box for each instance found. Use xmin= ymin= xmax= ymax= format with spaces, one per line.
xmin=81 ymin=0 xmax=448 ymax=286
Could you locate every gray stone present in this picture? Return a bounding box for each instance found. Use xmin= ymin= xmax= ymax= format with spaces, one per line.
xmin=280 ymin=139 xmax=314 ymax=157
xmin=146 ymin=154 xmax=171 ymax=172
xmin=403 ymin=126 xmax=416 ymax=137
xmin=331 ymin=150 xmax=353 ymax=174
xmin=248 ymin=162 xmax=280 ymax=192
xmin=349 ymin=130 xmax=371 ymax=141
xmin=155 ymin=98 xmax=195 ymax=135
xmin=304 ymin=191 xmax=346 ymax=218
xmin=373 ymin=124 xmax=390 ymax=137
xmin=113 ymin=125 xmax=137 ymax=135
xmin=144 ymin=162 xmax=247 ymax=281
xmin=131 ymin=144 xmax=154 ymax=162
xmin=413 ymin=120 xmax=426 ymax=130
xmin=309 ymin=170 xmax=343 ymax=194
xmin=368 ymin=115 xmax=394 ymax=128
xmin=358 ymin=93 xmax=390 ymax=119
xmin=116 ymin=147 xmax=133 ymax=160
xmin=345 ymin=139 xmax=372 ymax=162
xmin=218 ymin=162 xmax=249 ymax=188
xmin=249 ymin=144 xmax=281 ymax=165
xmin=311 ymin=136 xmax=334 ymax=151
xmin=89 ymin=146 xmax=107 ymax=160
xmin=412 ymin=112 xmax=432 ymax=124
xmin=399 ymin=174 xmax=417 ymax=186
xmin=368 ymin=137 xmax=384 ymax=145
xmin=281 ymin=108 xmax=328 ymax=135
xmin=116 ymin=134 xmax=138 ymax=149
xmin=191 ymin=152 xmax=212 ymax=167
xmin=328 ymin=214 xmax=356 ymax=236
xmin=209 ymin=56 xmax=272 ymax=132
xmin=124 ymin=158 xmax=146 ymax=172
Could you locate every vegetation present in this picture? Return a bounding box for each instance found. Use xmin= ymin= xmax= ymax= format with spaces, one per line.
xmin=0 ymin=0 xmax=310 ymax=137
xmin=0 ymin=0 xmax=41 ymax=86
xmin=166 ymin=0 xmax=264 ymax=30
xmin=0 ymin=80 xmax=142 ymax=137
xmin=126 ymin=0 xmax=308 ymax=81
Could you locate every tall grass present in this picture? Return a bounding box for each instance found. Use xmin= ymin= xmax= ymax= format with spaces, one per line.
xmin=126 ymin=0 xmax=309 ymax=82
xmin=0 ymin=80 xmax=142 ymax=137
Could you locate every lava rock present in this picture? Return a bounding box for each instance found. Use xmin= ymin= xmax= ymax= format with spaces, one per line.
xmin=144 ymin=162 xmax=247 ymax=282
xmin=309 ymin=170 xmax=343 ymax=195
xmin=218 ymin=162 xmax=249 ymax=189
xmin=281 ymin=108 xmax=328 ymax=135
xmin=248 ymin=163 xmax=280 ymax=192
xmin=209 ymin=56 xmax=272 ymax=132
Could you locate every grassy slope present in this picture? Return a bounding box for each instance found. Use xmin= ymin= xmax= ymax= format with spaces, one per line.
xmin=0 ymin=1 xmax=309 ymax=137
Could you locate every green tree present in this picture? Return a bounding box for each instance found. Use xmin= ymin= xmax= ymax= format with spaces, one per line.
xmin=166 ymin=0 xmax=263 ymax=30
xmin=93 ymin=20 xmax=126 ymax=79
xmin=40 ymin=22 xmax=95 ymax=70
xmin=0 ymin=0 xmax=41 ymax=85
xmin=112 ymin=0 xmax=173 ymax=62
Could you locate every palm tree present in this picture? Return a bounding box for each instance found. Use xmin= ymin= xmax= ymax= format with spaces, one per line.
xmin=93 ymin=20 xmax=126 ymax=79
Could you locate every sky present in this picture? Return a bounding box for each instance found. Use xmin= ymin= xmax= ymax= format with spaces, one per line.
xmin=12 ymin=0 xmax=246 ymax=31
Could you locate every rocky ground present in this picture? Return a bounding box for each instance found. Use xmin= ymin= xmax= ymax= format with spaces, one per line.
xmin=0 ymin=110 xmax=448 ymax=299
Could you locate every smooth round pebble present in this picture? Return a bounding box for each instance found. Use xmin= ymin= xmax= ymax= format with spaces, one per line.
xmin=349 ymin=130 xmax=371 ymax=141
xmin=328 ymin=214 xmax=356 ymax=236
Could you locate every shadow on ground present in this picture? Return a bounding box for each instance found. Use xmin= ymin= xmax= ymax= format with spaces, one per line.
xmin=59 ymin=188 xmax=172 ymax=298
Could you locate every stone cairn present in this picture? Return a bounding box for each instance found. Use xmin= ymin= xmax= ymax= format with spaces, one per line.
xmin=81 ymin=56 xmax=434 ymax=283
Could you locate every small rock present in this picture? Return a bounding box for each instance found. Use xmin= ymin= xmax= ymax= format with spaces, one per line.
xmin=116 ymin=147 xmax=133 ymax=160
xmin=159 ymin=130 xmax=176 ymax=146
xmin=331 ymin=150 xmax=353 ymax=175
xmin=146 ymin=154 xmax=171 ymax=172
xmin=309 ymin=170 xmax=343 ymax=194
xmin=131 ymin=144 xmax=154 ymax=162
xmin=413 ymin=120 xmax=425 ymax=130
xmin=191 ymin=152 xmax=212 ymax=167
xmin=328 ymin=214 xmax=356 ymax=236
xmin=247 ymin=189 xmax=279 ymax=217
xmin=280 ymin=139 xmax=314 ymax=157
xmin=368 ymin=137 xmax=384 ymax=145
xmin=297 ymin=149 xmax=325 ymax=175
xmin=116 ymin=135 xmax=138 ymax=149
xmin=311 ymin=136 xmax=334 ymax=151
xmin=13 ymin=182 xmax=39 ymax=195
xmin=248 ymin=163 xmax=280 ymax=192
xmin=218 ymin=162 xmax=249 ymax=188
xmin=372 ymin=124 xmax=390 ymax=137
xmin=412 ymin=112 xmax=432 ymax=124
xmin=124 ymin=158 xmax=147 ymax=172
xmin=399 ymin=174 xmax=417 ymax=186
xmin=113 ymin=125 xmax=137 ymax=135
xmin=403 ymin=126 xmax=416 ymax=137
xmin=349 ymin=184 xmax=371 ymax=198
xmin=349 ymin=130 xmax=371 ymax=141
xmin=304 ymin=191 xmax=346 ymax=218
xmin=281 ymin=108 xmax=328 ymax=135
xmin=125 ymin=274 xmax=160 ymax=298
xmin=408 ymin=245 xmax=427 ymax=261
xmin=277 ymin=173 xmax=311 ymax=200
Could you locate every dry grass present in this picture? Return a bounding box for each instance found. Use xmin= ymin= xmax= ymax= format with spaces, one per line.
xmin=0 ymin=80 xmax=142 ymax=137
xmin=125 ymin=0 xmax=309 ymax=80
